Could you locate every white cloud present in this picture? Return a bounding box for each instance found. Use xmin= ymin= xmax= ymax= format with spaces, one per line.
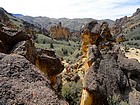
xmin=0 ymin=0 xmax=140 ymax=20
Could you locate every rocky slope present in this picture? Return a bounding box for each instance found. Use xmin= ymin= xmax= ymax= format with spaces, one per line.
xmin=0 ymin=7 xmax=49 ymax=36
xmin=111 ymin=8 xmax=140 ymax=48
xmin=111 ymin=8 xmax=140 ymax=36
xmin=0 ymin=10 xmax=68 ymax=104
xmin=81 ymin=45 xmax=140 ymax=105
xmin=1 ymin=7 xmax=140 ymax=105
xmin=0 ymin=53 xmax=67 ymax=105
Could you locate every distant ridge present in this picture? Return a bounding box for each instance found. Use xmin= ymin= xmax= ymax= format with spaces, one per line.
xmin=17 ymin=16 xmax=114 ymax=31
xmin=12 ymin=13 xmax=24 ymax=17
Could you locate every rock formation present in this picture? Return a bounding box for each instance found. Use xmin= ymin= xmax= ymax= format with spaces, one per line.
xmin=80 ymin=45 xmax=140 ymax=105
xmin=49 ymin=22 xmax=70 ymax=39
xmin=133 ymin=8 xmax=140 ymax=17
xmin=0 ymin=53 xmax=68 ymax=105
xmin=0 ymin=27 xmax=30 ymax=53
xmin=1 ymin=7 xmax=140 ymax=105
xmin=81 ymin=21 xmax=114 ymax=56
xmin=10 ymin=38 xmax=64 ymax=89
xmin=0 ymin=22 xmax=66 ymax=104
xmin=79 ymin=21 xmax=140 ymax=105
xmin=111 ymin=8 xmax=140 ymax=37
xmin=0 ymin=7 xmax=9 ymax=24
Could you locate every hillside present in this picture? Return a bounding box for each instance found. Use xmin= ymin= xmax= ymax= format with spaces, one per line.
xmin=18 ymin=15 xmax=114 ymax=31
xmin=0 ymin=7 xmax=49 ymax=35
xmin=111 ymin=8 xmax=140 ymax=48
xmin=1 ymin=7 xmax=140 ymax=105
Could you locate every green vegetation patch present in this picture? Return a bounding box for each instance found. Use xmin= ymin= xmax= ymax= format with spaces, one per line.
xmin=34 ymin=34 xmax=81 ymax=62
xmin=61 ymin=80 xmax=82 ymax=105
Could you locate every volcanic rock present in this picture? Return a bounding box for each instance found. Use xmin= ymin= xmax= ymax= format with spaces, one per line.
xmin=49 ymin=22 xmax=70 ymax=39
xmin=81 ymin=21 xmax=114 ymax=56
xmin=12 ymin=40 xmax=64 ymax=87
xmin=81 ymin=45 xmax=140 ymax=105
xmin=0 ymin=53 xmax=68 ymax=105
xmin=0 ymin=28 xmax=30 ymax=53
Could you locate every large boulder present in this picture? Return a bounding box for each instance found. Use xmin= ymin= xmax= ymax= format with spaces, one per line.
xmin=82 ymin=45 xmax=140 ymax=105
xmin=12 ymin=40 xmax=64 ymax=86
xmin=0 ymin=28 xmax=29 ymax=53
xmin=0 ymin=53 xmax=68 ymax=105
xmin=81 ymin=21 xmax=114 ymax=56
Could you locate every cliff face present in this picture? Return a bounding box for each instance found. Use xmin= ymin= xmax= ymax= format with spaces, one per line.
xmin=49 ymin=22 xmax=70 ymax=39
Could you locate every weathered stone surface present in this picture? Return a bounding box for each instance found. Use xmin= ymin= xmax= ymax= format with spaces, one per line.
xmin=0 ymin=53 xmax=68 ymax=105
xmin=0 ymin=28 xmax=29 ymax=53
xmin=49 ymin=22 xmax=70 ymax=39
xmin=12 ymin=40 xmax=64 ymax=76
xmin=133 ymin=8 xmax=140 ymax=16
xmin=0 ymin=25 xmax=64 ymax=90
xmin=82 ymin=45 xmax=140 ymax=105
xmin=12 ymin=39 xmax=64 ymax=89
xmin=0 ymin=8 xmax=66 ymax=104
xmin=0 ymin=26 xmax=64 ymax=80
xmin=81 ymin=21 xmax=114 ymax=56
xmin=35 ymin=48 xmax=63 ymax=76
xmin=0 ymin=40 xmax=6 ymax=53
xmin=115 ymin=34 xmax=126 ymax=43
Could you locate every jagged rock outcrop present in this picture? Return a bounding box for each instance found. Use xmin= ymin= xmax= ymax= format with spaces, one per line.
xmin=0 ymin=53 xmax=68 ymax=105
xmin=0 ymin=7 xmax=9 ymax=24
xmin=11 ymin=39 xmax=64 ymax=88
xmin=0 ymin=23 xmax=66 ymax=104
xmin=49 ymin=22 xmax=70 ymax=39
xmin=81 ymin=45 xmax=140 ymax=105
xmin=133 ymin=8 xmax=140 ymax=16
xmin=111 ymin=16 xmax=129 ymax=36
xmin=79 ymin=20 xmax=140 ymax=105
xmin=0 ymin=25 xmax=64 ymax=87
xmin=0 ymin=8 xmax=67 ymax=104
xmin=81 ymin=21 xmax=114 ymax=56
xmin=111 ymin=8 xmax=140 ymax=37
xmin=0 ymin=27 xmax=30 ymax=53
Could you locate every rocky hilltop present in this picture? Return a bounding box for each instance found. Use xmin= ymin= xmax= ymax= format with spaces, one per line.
xmin=111 ymin=8 xmax=140 ymax=48
xmin=112 ymin=8 xmax=140 ymax=36
xmin=17 ymin=16 xmax=114 ymax=41
xmin=0 ymin=7 xmax=49 ymax=36
xmin=1 ymin=7 xmax=140 ymax=105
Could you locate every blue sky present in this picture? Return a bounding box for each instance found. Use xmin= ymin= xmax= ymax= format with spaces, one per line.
xmin=0 ymin=0 xmax=140 ymax=20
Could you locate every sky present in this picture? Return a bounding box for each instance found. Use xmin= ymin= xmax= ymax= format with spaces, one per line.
xmin=0 ymin=0 xmax=140 ymax=20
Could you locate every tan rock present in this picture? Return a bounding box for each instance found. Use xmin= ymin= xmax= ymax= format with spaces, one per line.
xmin=49 ymin=22 xmax=70 ymax=39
